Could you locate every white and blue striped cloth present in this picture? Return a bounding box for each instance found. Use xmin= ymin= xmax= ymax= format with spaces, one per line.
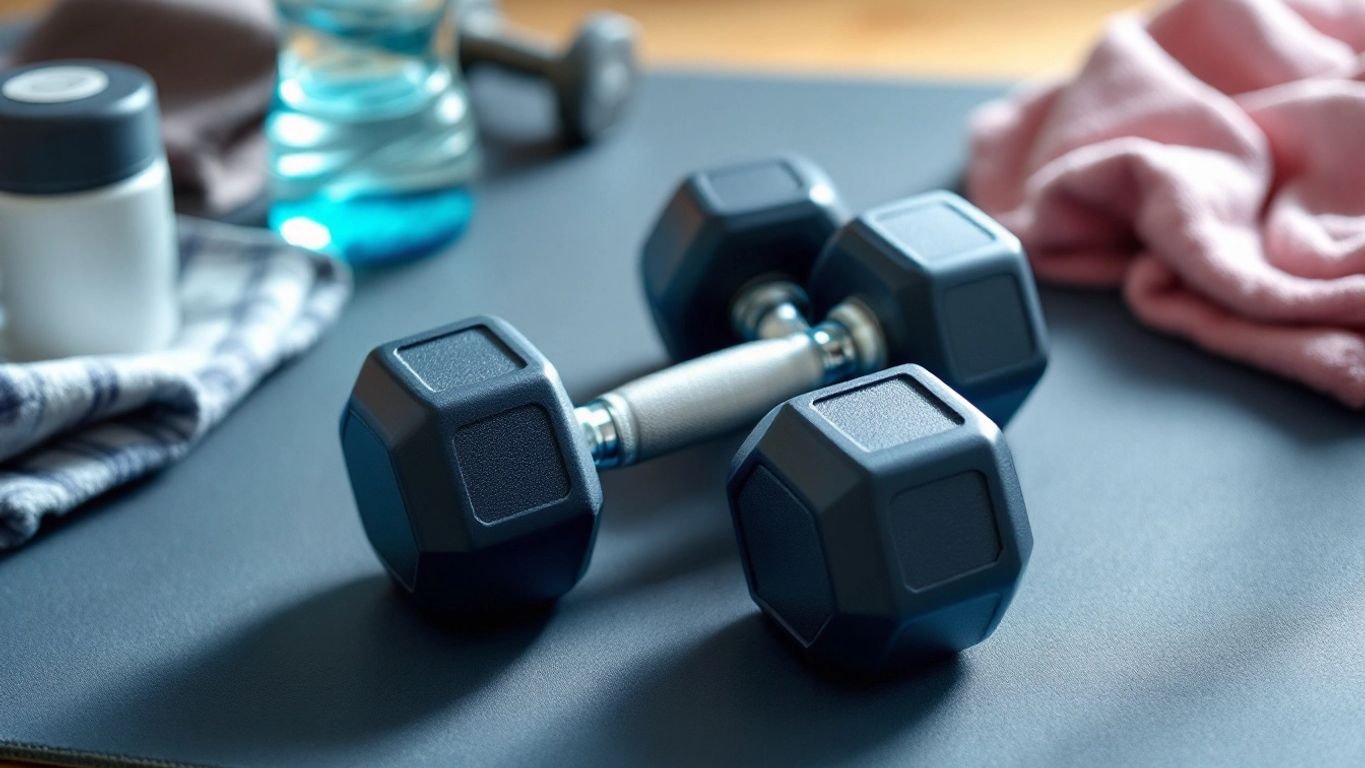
xmin=0 ymin=217 xmax=350 ymax=549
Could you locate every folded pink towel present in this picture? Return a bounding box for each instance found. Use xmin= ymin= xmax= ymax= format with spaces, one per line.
xmin=968 ymin=0 xmax=1365 ymax=408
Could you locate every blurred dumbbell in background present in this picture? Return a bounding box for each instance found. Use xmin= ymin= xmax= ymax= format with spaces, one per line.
xmin=458 ymin=0 xmax=639 ymax=144
xmin=339 ymin=159 xmax=1047 ymax=675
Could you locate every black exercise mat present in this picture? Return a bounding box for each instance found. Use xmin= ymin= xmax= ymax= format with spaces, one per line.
xmin=2 ymin=71 xmax=1364 ymax=768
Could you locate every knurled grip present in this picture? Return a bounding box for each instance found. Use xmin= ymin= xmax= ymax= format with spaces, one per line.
xmin=592 ymin=334 xmax=827 ymax=465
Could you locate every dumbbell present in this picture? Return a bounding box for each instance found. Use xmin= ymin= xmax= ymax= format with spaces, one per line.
xmin=729 ymin=363 xmax=1032 ymax=679
xmin=457 ymin=6 xmax=639 ymax=145
xmin=340 ymin=296 xmax=884 ymax=616
xmin=642 ymin=156 xmax=1050 ymax=425
xmin=340 ymin=184 xmax=1041 ymax=618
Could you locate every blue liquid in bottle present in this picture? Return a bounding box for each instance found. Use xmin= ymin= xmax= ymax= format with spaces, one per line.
xmin=268 ymin=0 xmax=478 ymax=264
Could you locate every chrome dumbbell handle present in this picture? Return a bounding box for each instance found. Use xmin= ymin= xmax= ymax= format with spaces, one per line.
xmin=576 ymin=298 xmax=885 ymax=467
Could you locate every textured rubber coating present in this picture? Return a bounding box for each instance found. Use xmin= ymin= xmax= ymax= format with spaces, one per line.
xmin=455 ymin=404 xmax=572 ymax=524
xmin=812 ymin=375 xmax=961 ymax=451
xmin=735 ymin=464 xmax=835 ymax=645
xmin=641 ymin=156 xmax=845 ymax=361
xmin=727 ymin=364 xmax=1032 ymax=679
xmin=340 ymin=316 xmax=602 ymax=617
xmin=339 ymin=411 xmax=418 ymax=591
xmin=872 ymin=200 xmax=994 ymax=261
xmin=809 ymin=192 xmax=1049 ymax=425
xmin=889 ymin=471 xmax=1001 ymax=589
xmin=395 ymin=326 xmax=523 ymax=393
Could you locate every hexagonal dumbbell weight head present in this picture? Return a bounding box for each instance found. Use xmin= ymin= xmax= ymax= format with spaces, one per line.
xmin=339 ymin=316 xmax=602 ymax=617
xmin=641 ymin=156 xmax=846 ymax=361
xmin=551 ymin=13 xmax=640 ymax=145
xmin=810 ymin=192 xmax=1048 ymax=425
xmin=458 ymin=10 xmax=640 ymax=146
xmin=727 ymin=364 xmax=1032 ymax=679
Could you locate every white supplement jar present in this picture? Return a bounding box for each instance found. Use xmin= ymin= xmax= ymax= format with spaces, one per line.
xmin=0 ymin=59 xmax=178 ymax=360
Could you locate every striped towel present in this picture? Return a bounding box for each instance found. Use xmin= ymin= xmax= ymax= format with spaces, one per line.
xmin=0 ymin=217 xmax=350 ymax=549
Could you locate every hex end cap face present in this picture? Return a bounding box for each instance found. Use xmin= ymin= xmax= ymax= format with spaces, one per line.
xmin=342 ymin=406 xmax=420 ymax=592
xmin=733 ymin=463 xmax=836 ymax=646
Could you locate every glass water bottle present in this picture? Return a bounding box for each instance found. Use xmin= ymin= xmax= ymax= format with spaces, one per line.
xmin=268 ymin=0 xmax=479 ymax=264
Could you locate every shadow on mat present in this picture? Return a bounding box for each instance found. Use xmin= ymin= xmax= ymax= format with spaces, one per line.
xmin=69 ymin=574 xmax=545 ymax=748
xmin=521 ymin=614 xmax=968 ymax=767
xmin=1038 ymin=286 xmax=1365 ymax=442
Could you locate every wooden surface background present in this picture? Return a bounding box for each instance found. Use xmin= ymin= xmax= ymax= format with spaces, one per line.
xmin=0 ymin=0 xmax=1145 ymax=766
xmin=0 ymin=0 xmax=1148 ymax=78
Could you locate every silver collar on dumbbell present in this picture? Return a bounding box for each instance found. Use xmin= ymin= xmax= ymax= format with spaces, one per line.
xmin=731 ymin=280 xmax=811 ymax=340
xmin=731 ymin=279 xmax=886 ymax=383
xmin=578 ymin=395 xmax=629 ymax=468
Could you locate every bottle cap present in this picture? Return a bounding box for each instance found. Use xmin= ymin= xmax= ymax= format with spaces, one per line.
xmin=0 ymin=59 xmax=162 ymax=195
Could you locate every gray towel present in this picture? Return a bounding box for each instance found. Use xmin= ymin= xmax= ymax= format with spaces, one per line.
xmin=0 ymin=217 xmax=350 ymax=549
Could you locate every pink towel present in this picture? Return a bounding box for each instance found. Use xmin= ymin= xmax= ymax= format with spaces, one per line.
xmin=967 ymin=0 xmax=1365 ymax=408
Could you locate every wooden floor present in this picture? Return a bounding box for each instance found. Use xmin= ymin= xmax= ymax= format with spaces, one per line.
xmin=0 ymin=0 xmax=1148 ymax=78
xmin=503 ymin=0 xmax=1148 ymax=78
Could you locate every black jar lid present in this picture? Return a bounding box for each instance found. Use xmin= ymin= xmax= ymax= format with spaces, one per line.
xmin=0 ymin=59 xmax=162 ymax=195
